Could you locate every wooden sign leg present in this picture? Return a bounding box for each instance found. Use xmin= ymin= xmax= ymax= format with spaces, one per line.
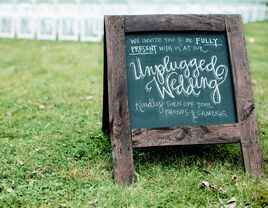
xmin=240 ymin=104 xmax=263 ymax=176
xmin=226 ymin=15 xmax=263 ymax=176
xmin=111 ymin=131 xmax=135 ymax=185
xmin=105 ymin=16 xmax=135 ymax=184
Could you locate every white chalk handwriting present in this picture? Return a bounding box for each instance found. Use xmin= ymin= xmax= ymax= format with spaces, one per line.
xmin=129 ymin=55 xmax=228 ymax=104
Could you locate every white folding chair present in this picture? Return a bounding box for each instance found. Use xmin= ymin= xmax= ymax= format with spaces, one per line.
xmin=126 ymin=0 xmax=155 ymax=15
xmin=57 ymin=0 xmax=79 ymax=41
xmin=80 ymin=17 xmax=103 ymax=42
xmin=257 ymin=2 xmax=266 ymax=21
xmin=16 ymin=0 xmax=36 ymax=39
xmin=36 ymin=0 xmax=57 ymax=40
xmin=0 ymin=1 xmax=16 ymax=38
xmin=161 ymin=2 xmax=182 ymax=15
xmin=102 ymin=0 xmax=128 ymax=15
xmin=237 ymin=2 xmax=248 ymax=23
xmin=191 ymin=2 xmax=205 ymax=14
xmin=249 ymin=1 xmax=259 ymax=22
xmin=80 ymin=1 xmax=103 ymax=42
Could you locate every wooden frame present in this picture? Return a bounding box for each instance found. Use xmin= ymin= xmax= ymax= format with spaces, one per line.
xmin=103 ymin=15 xmax=263 ymax=185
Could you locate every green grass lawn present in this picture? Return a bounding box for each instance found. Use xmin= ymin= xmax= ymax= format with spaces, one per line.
xmin=0 ymin=21 xmax=267 ymax=208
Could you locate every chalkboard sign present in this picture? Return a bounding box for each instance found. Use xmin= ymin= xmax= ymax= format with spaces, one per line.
xmin=125 ymin=32 xmax=237 ymax=128
xmin=103 ymin=15 xmax=263 ymax=185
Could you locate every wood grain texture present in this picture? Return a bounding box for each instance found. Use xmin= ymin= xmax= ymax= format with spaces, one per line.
xmin=226 ymin=15 xmax=263 ymax=176
xmin=132 ymin=124 xmax=240 ymax=147
xmin=105 ymin=15 xmax=135 ymax=184
xmin=124 ymin=15 xmax=226 ymax=32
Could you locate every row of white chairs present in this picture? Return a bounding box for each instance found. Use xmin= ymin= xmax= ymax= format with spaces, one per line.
xmin=0 ymin=1 xmax=103 ymax=41
xmin=0 ymin=1 xmax=267 ymax=42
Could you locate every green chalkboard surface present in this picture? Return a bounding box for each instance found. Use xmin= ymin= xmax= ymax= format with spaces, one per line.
xmin=125 ymin=32 xmax=237 ymax=129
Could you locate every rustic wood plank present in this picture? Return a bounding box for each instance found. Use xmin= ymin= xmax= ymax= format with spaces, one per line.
xmin=125 ymin=15 xmax=226 ymax=32
xmin=132 ymin=124 xmax=240 ymax=147
xmin=226 ymin=15 xmax=263 ymax=176
xmin=105 ymin=15 xmax=135 ymax=184
xmin=102 ymin=19 xmax=109 ymax=134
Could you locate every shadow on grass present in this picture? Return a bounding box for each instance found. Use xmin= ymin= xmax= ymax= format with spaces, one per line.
xmin=99 ymin=130 xmax=244 ymax=173
xmin=133 ymin=144 xmax=243 ymax=171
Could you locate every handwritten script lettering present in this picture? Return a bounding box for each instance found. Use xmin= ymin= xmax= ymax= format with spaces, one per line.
xmin=129 ymin=55 xmax=228 ymax=104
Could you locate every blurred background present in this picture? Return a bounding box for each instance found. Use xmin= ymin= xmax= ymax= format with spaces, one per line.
xmin=0 ymin=0 xmax=267 ymax=42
